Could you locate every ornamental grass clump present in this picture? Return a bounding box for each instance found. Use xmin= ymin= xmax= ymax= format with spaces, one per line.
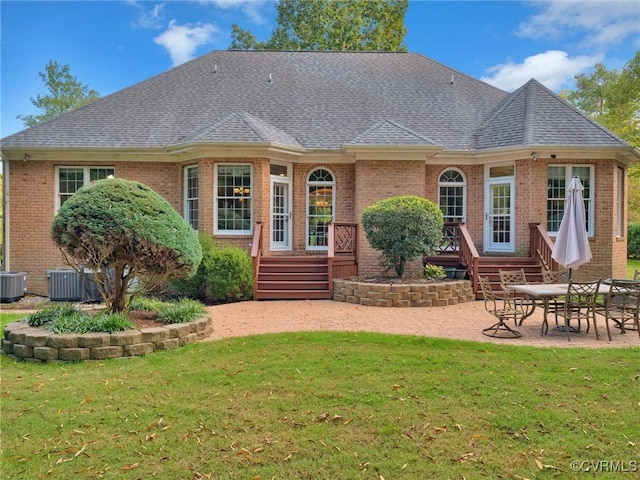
xmin=156 ymin=298 xmax=207 ymax=324
xmin=51 ymin=311 xmax=133 ymax=334
xmin=129 ymin=296 xmax=207 ymax=324
xmin=28 ymin=304 xmax=77 ymax=327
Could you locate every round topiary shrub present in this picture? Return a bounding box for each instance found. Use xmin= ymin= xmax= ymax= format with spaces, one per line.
xmin=362 ymin=195 xmax=444 ymax=277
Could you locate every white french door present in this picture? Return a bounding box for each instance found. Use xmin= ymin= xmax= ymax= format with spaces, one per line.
xmin=484 ymin=178 xmax=515 ymax=252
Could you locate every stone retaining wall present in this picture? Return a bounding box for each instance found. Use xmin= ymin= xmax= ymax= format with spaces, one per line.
xmin=2 ymin=316 xmax=213 ymax=363
xmin=333 ymin=279 xmax=475 ymax=307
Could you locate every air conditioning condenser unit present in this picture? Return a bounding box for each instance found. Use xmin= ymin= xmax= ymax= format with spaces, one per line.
xmin=0 ymin=271 xmax=28 ymax=303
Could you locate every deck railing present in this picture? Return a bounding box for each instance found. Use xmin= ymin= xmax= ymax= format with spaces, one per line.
xmin=328 ymin=222 xmax=358 ymax=294
xmin=458 ymin=223 xmax=480 ymax=295
xmin=250 ymin=222 xmax=263 ymax=300
xmin=529 ymin=222 xmax=558 ymax=272
xmin=439 ymin=222 xmax=462 ymax=253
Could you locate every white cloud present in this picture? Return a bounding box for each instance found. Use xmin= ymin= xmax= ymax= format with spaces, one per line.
xmin=127 ymin=2 xmax=166 ymax=29
xmin=517 ymin=1 xmax=640 ymax=48
xmin=480 ymin=50 xmax=603 ymax=91
xmin=154 ymin=20 xmax=218 ymax=66
xmin=194 ymin=0 xmax=271 ymax=25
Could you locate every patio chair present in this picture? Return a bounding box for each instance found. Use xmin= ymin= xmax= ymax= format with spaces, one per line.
xmin=601 ymin=280 xmax=640 ymax=341
xmin=541 ymin=269 xmax=569 ymax=326
xmin=545 ymin=279 xmax=601 ymax=341
xmin=479 ymin=276 xmax=524 ymax=338
xmin=499 ymin=268 xmax=535 ymax=325
xmin=542 ymin=269 xmax=569 ymax=284
xmin=634 ymin=270 xmax=640 ymax=281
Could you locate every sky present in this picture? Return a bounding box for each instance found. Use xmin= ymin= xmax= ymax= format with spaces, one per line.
xmin=1 ymin=0 xmax=639 ymax=139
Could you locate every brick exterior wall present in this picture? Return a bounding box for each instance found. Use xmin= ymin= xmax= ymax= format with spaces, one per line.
xmin=5 ymin=154 xmax=628 ymax=295
xmin=354 ymin=160 xmax=426 ymax=276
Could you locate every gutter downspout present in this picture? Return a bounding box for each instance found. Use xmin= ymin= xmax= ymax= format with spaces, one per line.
xmin=1 ymin=156 xmax=8 ymax=270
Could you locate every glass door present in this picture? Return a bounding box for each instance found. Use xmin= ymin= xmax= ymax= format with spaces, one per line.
xmin=484 ymin=174 xmax=515 ymax=252
xmin=270 ymin=163 xmax=292 ymax=251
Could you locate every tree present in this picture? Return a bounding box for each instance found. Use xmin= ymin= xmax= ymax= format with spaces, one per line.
xmin=51 ymin=178 xmax=202 ymax=313
xmin=563 ymin=51 xmax=640 ymax=149
xmin=229 ymin=0 xmax=408 ymax=51
xmin=563 ymin=51 xmax=640 ymax=224
xmin=362 ymin=195 xmax=443 ymax=277
xmin=17 ymin=60 xmax=100 ymax=128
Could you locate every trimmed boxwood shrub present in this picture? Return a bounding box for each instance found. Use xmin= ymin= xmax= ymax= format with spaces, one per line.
xmin=173 ymin=234 xmax=253 ymax=304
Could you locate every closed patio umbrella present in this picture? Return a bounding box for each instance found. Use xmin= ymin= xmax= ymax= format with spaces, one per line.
xmin=551 ymin=175 xmax=592 ymax=277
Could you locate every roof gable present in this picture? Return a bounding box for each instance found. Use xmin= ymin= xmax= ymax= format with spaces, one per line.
xmin=474 ymin=79 xmax=628 ymax=149
xmin=185 ymin=111 xmax=302 ymax=148
xmin=347 ymin=119 xmax=436 ymax=146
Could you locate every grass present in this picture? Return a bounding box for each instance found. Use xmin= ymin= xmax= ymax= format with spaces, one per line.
xmin=626 ymin=259 xmax=640 ymax=279
xmin=1 ymin=330 xmax=638 ymax=479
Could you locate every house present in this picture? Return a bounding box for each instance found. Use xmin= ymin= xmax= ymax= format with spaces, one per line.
xmin=1 ymin=50 xmax=638 ymax=299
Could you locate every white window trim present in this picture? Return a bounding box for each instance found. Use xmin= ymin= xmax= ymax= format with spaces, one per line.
xmin=55 ymin=166 xmax=114 ymax=212
xmin=184 ymin=165 xmax=199 ymax=232
xmin=547 ymin=164 xmax=595 ymax=237
xmin=306 ymin=167 xmax=336 ymax=251
xmin=438 ymin=167 xmax=467 ymax=223
xmin=214 ymin=163 xmax=253 ymax=236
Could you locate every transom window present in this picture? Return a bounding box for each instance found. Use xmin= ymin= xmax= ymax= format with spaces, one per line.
xmin=307 ymin=168 xmax=335 ymax=249
xmin=547 ymin=165 xmax=594 ymax=236
xmin=184 ymin=165 xmax=199 ymax=231
xmin=438 ymin=168 xmax=466 ymax=223
xmin=56 ymin=166 xmax=114 ymax=210
xmin=215 ymin=164 xmax=252 ymax=234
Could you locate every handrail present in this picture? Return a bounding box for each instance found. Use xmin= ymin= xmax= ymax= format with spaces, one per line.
xmin=529 ymin=223 xmax=558 ymax=272
xmin=251 ymin=222 xmax=263 ymax=300
xmin=328 ymin=223 xmax=335 ymax=295
xmin=458 ymin=223 xmax=480 ymax=296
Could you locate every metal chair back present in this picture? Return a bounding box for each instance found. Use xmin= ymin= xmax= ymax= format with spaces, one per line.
xmin=554 ymin=279 xmax=601 ymax=341
xmin=603 ymin=279 xmax=640 ymax=340
xmin=542 ymin=269 xmax=569 ymax=284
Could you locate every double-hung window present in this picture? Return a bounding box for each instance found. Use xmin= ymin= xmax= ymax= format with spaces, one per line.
xmin=184 ymin=166 xmax=199 ymax=231
xmin=215 ymin=164 xmax=253 ymax=234
xmin=547 ymin=165 xmax=594 ymax=236
xmin=56 ymin=166 xmax=114 ymax=210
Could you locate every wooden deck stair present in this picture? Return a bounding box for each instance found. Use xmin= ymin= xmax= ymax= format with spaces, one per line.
xmin=475 ymin=256 xmax=544 ymax=299
xmin=254 ymin=256 xmax=333 ymax=300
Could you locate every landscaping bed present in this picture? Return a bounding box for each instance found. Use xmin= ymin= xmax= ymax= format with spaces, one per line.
xmin=2 ymin=314 xmax=213 ymax=362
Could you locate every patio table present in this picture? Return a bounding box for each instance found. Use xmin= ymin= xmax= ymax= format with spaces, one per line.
xmin=503 ymin=283 xmax=611 ymax=335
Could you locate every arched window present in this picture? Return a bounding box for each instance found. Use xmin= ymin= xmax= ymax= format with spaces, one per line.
xmin=307 ymin=168 xmax=335 ymax=249
xmin=438 ymin=168 xmax=466 ymax=223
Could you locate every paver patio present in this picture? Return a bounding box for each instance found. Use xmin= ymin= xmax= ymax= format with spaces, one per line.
xmin=205 ymin=299 xmax=640 ymax=348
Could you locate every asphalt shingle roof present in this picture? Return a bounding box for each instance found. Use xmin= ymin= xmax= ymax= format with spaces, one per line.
xmin=0 ymin=51 xmax=630 ymax=152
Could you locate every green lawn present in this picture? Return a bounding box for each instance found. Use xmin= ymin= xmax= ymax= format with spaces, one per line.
xmin=627 ymin=259 xmax=640 ymax=279
xmin=1 ymin=326 xmax=638 ymax=479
